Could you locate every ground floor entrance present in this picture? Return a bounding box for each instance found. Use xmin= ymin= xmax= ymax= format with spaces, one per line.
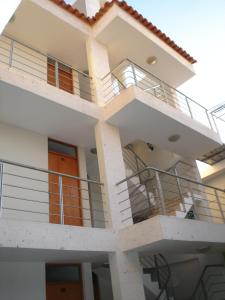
xmin=46 ymin=264 xmax=83 ymax=300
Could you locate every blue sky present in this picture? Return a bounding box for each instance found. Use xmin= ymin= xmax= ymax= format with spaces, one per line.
xmin=66 ymin=0 xmax=225 ymax=111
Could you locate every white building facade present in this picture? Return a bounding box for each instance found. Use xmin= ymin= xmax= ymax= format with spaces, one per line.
xmin=0 ymin=0 xmax=225 ymax=299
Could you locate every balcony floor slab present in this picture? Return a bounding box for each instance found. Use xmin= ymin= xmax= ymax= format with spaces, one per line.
xmin=0 ymin=218 xmax=116 ymax=262
xmin=0 ymin=64 xmax=101 ymax=147
xmin=119 ymin=215 xmax=225 ymax=254
xmin=104 ymin=86 xmax=222 ymax=158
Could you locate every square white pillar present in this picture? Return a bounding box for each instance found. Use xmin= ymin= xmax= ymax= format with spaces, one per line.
xmin=86 ymin=38 xmax=112 ymax=106
xmin=82 ymin=263 xmax=94 ymax=300
xmin=109 ymin=251 xmax=146 ymax=300
xmin=78 ymin=147 xmax=92 ymax=227
xmin=95 ymin=121 xmax=133 ymax=229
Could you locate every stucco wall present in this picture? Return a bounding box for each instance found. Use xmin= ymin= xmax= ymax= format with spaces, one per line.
xmin=0 ymin=122 xmax=49 ymax=222
xmin=0 ymin=262 xmax=46 ymax=300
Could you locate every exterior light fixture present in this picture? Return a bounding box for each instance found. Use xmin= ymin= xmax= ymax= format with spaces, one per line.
xmin=168 ymin=134 xmax=180 ymax=143
xmin=90 ymin=148 xmax=97 ymax=155
xmin=146 ymin=56 xmax=157 ymax=65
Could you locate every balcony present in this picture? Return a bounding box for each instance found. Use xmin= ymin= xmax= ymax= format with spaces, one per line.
xmin=0 ymin=158 xmax=107 ymax=228
xmin=117 ymin=164 xmax=225 ymax=253
xmin=102 ymin=60 xmax=222 ymax=157
xmin=0 ymin=35 xmax=101 ymax=148
xmin=117 ymin=165 xmax=225 ymax=225
xmin=0 ymin=34 xmax=94 ymax=101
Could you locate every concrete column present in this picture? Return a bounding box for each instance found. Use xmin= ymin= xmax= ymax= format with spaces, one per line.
xmin=78 ymin=147 xmax=92 ymax=227
xmin=82 ymin=263 xmax=94 ymax=300
xmin=95 ymin=121 xmax=145 ymax=300
xmin=109 ymin=251 xmax=146 ymax=300
xmin=86 ymin=38 xmax=111 ymax=106
xmin=95 ymin=121 xmax=132 ymax=229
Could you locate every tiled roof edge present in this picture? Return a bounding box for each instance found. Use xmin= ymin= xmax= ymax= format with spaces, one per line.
xmin=50 ymin=0 xmax=197 ymax=64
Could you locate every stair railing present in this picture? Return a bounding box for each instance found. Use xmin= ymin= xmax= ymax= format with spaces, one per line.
xmin=141 ymin=254 xmax=174 ymax=300
xmin=190 ymin=264 xmax=225 ymax=300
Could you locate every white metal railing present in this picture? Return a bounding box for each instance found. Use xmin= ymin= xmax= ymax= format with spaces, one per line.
xmin=102 ymin=59 xmax=217 ymax=131
xmin=0 ymin=159 xmax=107 ymax=228
xmin=0 ymin=34 xmax=94 ymax=101
xmin=117 ymin=165 xmax=225 ymax=225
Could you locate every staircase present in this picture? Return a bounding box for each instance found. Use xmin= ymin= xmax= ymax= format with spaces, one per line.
xmin=190 ymin=265 xmax=225 ymax=300
xmin=123 ymin=145 xmax=199 ymax=223
xmin=140 ymin=254 xmax=175 ymax=300
xmin=123 ymin=145 xmax=154 ymax=223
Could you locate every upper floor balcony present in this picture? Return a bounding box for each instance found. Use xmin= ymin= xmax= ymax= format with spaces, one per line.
xmin=0 ymin=158 xmax=107 ymax=229
xmin=0 ymin=34 xmax=101 ymax=149
xmin=0 ymin=34 xmax=222 ymax=159
xmin=102 ymin=60 xmax=222 ymax=158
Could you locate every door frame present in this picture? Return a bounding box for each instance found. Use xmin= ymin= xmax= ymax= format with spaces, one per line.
xmin=48 ymin=138 xmax=83 ymax=226
xmin=45 ymin=263 xmax=84 ymax=300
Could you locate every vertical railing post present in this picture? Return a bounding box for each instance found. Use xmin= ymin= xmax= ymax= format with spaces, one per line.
xmin=155 ymin=171 xmax=166 ymax=215
xmin=201 ymin=279 xmax=208 ymax=300
xmin=0 ymin=163 xmax=4 ymax=216
xmin=9 ymin=39 xmax=14 ymax=67
xmin=58 ymin=175 xmax=64 ymax=225
xmin=174 ymin=168 xmax=186 ymax=213
xmin=206 ymin=109 xmax=213 ymax=130
xmin=87 ymin=179 xmax=94 ymax=228
xmin=215 ymin=189 xmax=225 ymax=223
xmin=161 ymin=82 xmax=168 ymax=104
xmin=186 ymin=97 xmax=193 ymax=119
xmin=211 ymin=113 xmax=219 ymax=133
xmin=55 ymin=60 xmax=60 ymax=88
xmin=131 ymin=63 xmax=138 ymax=86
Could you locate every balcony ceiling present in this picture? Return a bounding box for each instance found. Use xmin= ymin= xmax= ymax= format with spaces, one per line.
xmin=104 ymin=86 xmax=222 ymax=158
xmin=0 ymin=65 xmax=101 ymax=148
xmin=3 ymin=0 xmax=90 ymax=72
xmin=95 ymin=15 xmax=195 ymax=88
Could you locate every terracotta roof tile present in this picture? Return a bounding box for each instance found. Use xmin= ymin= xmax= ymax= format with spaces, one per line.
xmin=50 ymin=0 xmax=197 ymax=64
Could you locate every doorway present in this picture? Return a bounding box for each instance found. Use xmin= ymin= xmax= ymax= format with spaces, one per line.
xmin=48 ymin=139 xmax=82 ymax=226
xmin=46 ymin=264 xmax=83 ymax=300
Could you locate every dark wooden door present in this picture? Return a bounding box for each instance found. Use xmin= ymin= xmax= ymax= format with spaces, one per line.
xmin=46 ymin=282 xmax=83 ymax=300
xmin=46 ymin=265 xmax=83 ymax=300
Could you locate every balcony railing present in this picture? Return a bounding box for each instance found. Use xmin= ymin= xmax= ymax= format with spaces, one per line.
xmin=102 ymin=59 xmax=216 ymax=131
xmin=117 ymin=165 xmax=225 ymax=225
xmin=0 ymin=159 xmax=107 ymax=228
xmin=0 ymin=34 xmax=94 ymax=101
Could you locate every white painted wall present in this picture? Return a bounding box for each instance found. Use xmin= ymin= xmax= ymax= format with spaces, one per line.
xmin=0 ymin=262 xmax=46 ymax=300
xmin=0 ymin=122 xmax=49 ymax=222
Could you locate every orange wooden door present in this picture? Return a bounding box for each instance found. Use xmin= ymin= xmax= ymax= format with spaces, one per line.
xmin=58 ymin=64 xmax=74 ymax=94
xmin=46 ymin=282 xmax=83 ymax=300
xmin=48 ymin=152 xmax=82 ymax=226
xmin=47 ymin=60 xmax=56 ymax=86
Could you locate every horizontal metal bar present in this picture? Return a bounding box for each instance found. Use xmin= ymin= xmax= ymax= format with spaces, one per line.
xmin=3 ymin=34 xmax=92 ymax=79
xmin=0 ymin=158 xmax=103 ymax=186
xmin=116 ymin=165 xmax=225 ymax=193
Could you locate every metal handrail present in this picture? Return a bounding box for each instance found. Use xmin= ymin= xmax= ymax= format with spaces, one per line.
xmin=124 ymin=145 xmax=147 ymax=169
xmin=127 ymin=59 xmax=209 ymax=111
xmin=102 ymin=59 xmax=216 ymax=131
xmin=190 ymin=264 xmax=225 ymax=299
xmin=3 ymin=34 xmax=92 ymax=79
xmin=0 ymin=158 xmax=103 ymax=186
xmin=156 ymin=254 xmax=172 ymax=300
xmin=116 ymin=165 xmax=225 ymax=193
